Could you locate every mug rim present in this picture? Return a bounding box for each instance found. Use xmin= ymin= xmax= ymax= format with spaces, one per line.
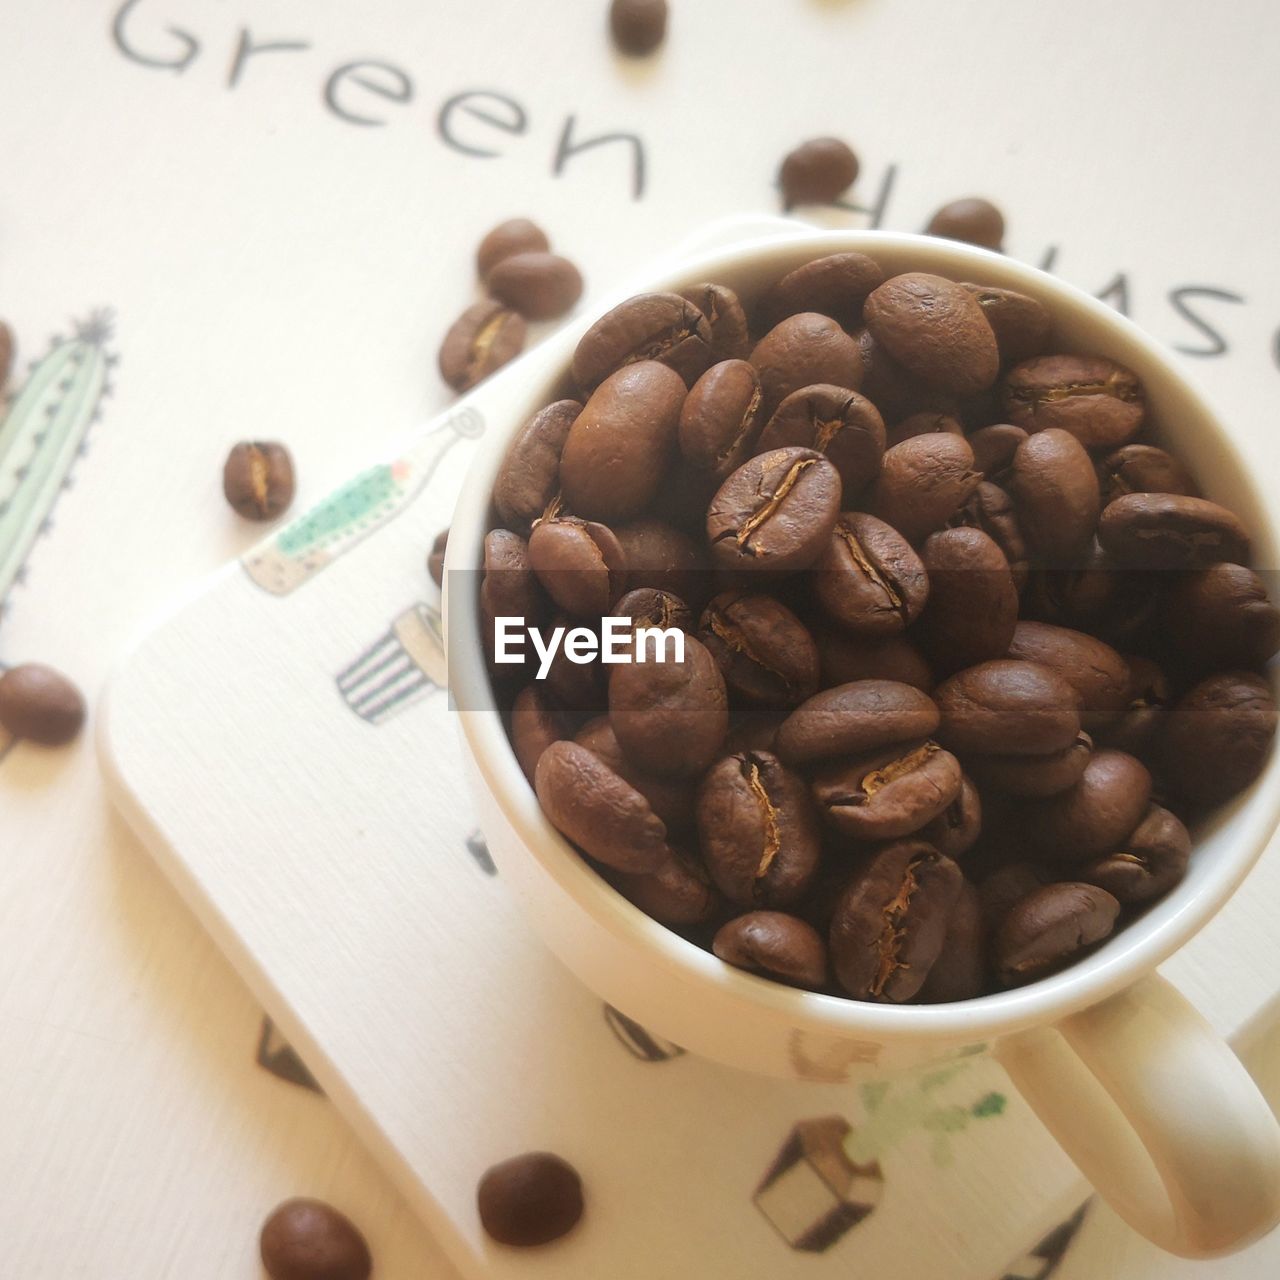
xmin=447 ymin=227 xmax=1280 ymax=1045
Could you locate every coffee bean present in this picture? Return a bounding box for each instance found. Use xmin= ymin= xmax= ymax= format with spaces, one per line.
xmin=0 ymin=663 xmax=85 ymax=746
xmin=678 ymin=283 xmax=751 ymax=362
xmin=610 ymin=0 xmax=667 ymax=54
xmin=778 ymin=137 xmax=859 ymax=208
xmin=1094 ymin=656 xmax=1168 ymax=759
xmin=573 ymin=292 xmax=711 ymax=392
xmin=864 ymin=273 xmax=999 ymax=396
xmin=1098 ymin=443 xmax=1198 ymax=503
xmin=829 ymin=841 xmax=962 ymax=1001
xmin=575 ymin=716 xmax=697 ymax=832
xmin=1160 ymin=671 xmax=1277 ymax=807
xmin=968 ymin=423 xmax=1029 ymax=479
xmin=918 ymin=527 xmax=1018 ymax=674
xmin=815 ymin=511 xmax=929 ymax=634
xmin=510 ymin=686 xmax=570 ymax=783
xmin=776 ymin=679 xmax=939 ymax=766
xmin=813 ymin=739 xmax=962 ymax=840
xmin=761 ymin=252 xmax=883 ymax=329
xmin=616 ymin=849 xmax=720 ymax=924
xmin=854 ymin=328 xmax=960 ymax=422
xmin=613 ymin=587 xmax=694 ymax=634
xmin=1166 ymin=563 xmax=1280 ymax=670
xmin=1001 ymin=354 xmax=1145 ymax=449
xmin=1098 ymin=492 xmax=1250 ymax=570
xmin=699 ymin=591 xmax=819 ymax=706
xmin=428 ymin=528 xmax=448 ymax=587
xmin=481 ymin=530 xmax=542 ymax=673
xmin=560 ymin=361 xmax=686 ymax=521
xmin=542 ymin=612 xmax=607 ymax=714
xmin=757 ymin=384 xmax=886 ymax=496
xmin=493 ymin=400 xmax=581 ymax=535
xmin=439 ymin=299 xmax=526 ymax=392
xmin=959 ymin=284 xmax=1051 ymax=364
xmin=966 ymin=732 xmax=1092 ymax=798
xmin=935 ymin=659 xmax=1082 ymax=757
xmin=1023 ymin=749 xmax=1152 ymax=863
xmin=679 ymin=359 xmax=766 ymax=481
xmin=724 ymin=712 xmax=785 ymax=755
xmin=488 ymin=252 xmax=583 ymax=320
xmin=948 ymin=480 xmax=1029 ymax=587
xmin=918 ymin=880 xmax=986 ymax=1002
xmin=918 ymin=774 xmax=983 ymax=859
xmin=609 ymin=634 xmax=727 ymax=777
xmin=1009 ymin=428 xmax=1100 ymax=565
xmin=978 ymin=860 xmax=1048 ymax=929
xmin=223 ymin=441 xmax=294 ymax=520
xmin=260 ymin=1198 xmax=371 ymax=1280
xmin=697 ymin=752 xmax=821 ymax=907
xmin=885 ymin=410 xmax=964 ymax=449
xmin=613 ymin=517 xmax=707 ymax=605
xmin=1007 ymin=622 xmax=1129 ymax=730
xmin=528 ymin=516 xmax=627 ymax=618
xmin=477 ymin=1152 xmax=584 ymax=1247
xmin=707 ymin=447 xmax=841 ymax=573
xmin=535 ymin=741 xmax=670 ymax=872
xmin=816 ymin=631 xmax=934 ymax=691
xmin=869 ymin=434 xmax=981 ymax=545
xmin=477 ymin=218 xmax=550 ymax=280
xmin=750 ymin=313 xmax=864 ymax=417
xmin=1081 ymin=804 xmax=1191 ymax=906
xmin=995 ymin=882 xmax=1120 ymax=986
xmin=713 ymin=911 xmax=827 ymax=988
xmin=926 ymin=198 xmax=1005 ymax=251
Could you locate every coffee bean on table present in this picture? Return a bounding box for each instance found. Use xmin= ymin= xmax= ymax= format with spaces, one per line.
xmin=869 ymin=433 xmax=981 ymax=545
xmin=918 ymin=880 xmax=986 ymax=1003
xmin=573 ymin=292 xmax=711 ymax=392
xmin=778 ymin=137 xmax=859 ymax=208
xmin=439 ymin=299 xmax=526 ymax=392
xmin=493 ymin=400 xmax=581 ymax=535
xmin=477 ymin=1151 xmax=584 ymax=1247
xmin=1008 ymin=427 xmax=1100 ymax=565
xmin=678 ymin=283 xmax=751 ymax=362
xmin=926 ymin=198 xmax=1005 ymax=251
xmin=223 ymin=441 xmax=294 ymax=520
xmin=1166 ymin=563 xmax=1280 ymax=670
xmin=487 ymin=252 xmax=584 ymax=321
xmin=1081 ymin=804 xmax=1191 ymax=905
xmin=815 ymin=511 xmax=929 ymax=635
xmin=696 ymin=751 xmax=821 ymax=907
xmin=0 ymin=663 xmax=86 ymax=746
xmin=1006 ymin=621 xmax=1129 ymax=730
xmin=699 ymin=591 xmax=819 ymax=706
xmin=616 ymin=850 xmax=720 ymax=925
xmin=679 ymin=359 xmax=766 ymax=481
xmin=756 ymin=384 xmax=886 ymax=495
xmin=427 ymin=528 xmax=448 ymax=587
xmin=776 ymin=679 xmax=939 ymax=766
xmin=750 ymin=312 xmax=864 ymax=416
xmin=917 ymin=527 xmax=1018 ymax=674
xmin=760 ymin=252 xmax=883 ymax=329
xmin=960 ymin=284 xmax=1051 ymax=364
xmin=477 ymin=218 xmax=550 ymax=280
xmin=1001 ymin=354 xmax=1145 ymax=449
xmin=995 ymin=882 xmax=1120 ymax=987
xmin=260 ymin=1198 xmax=372 ymax=1280
xmin=816 ymin=631 xmax=934 ymax=691
xmin=1098 ymin=443 xmax=1198 ymax=502
xmin=609 ymin=0 xmax=667 ymax=55
xmin=713 ymin=911 xmax=827 ymax=988
xmin=935 ymin=659 xmax=1082 ymax=758
xmin=829 ymin=840 xmax=963 ymax=1002
xmin=813 ymin=739 xmax=962 ymax=840
xmin=527 ymin=516 xmax=627 ymax=618
xmin=1098 ymin=493 xmax=1250 ymax=570
xmin=1023 ymin=749 xmax=1153 ymax=864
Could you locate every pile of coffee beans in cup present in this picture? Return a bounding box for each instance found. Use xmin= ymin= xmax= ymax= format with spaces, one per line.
xmin=475 ymin=250 xmax=1279 ymax=1003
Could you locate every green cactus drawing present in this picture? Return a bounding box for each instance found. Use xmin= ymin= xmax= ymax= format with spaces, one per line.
xmin=276 ymin=462 xmax=407 ymax=558
xmin=0 ymin=310 xmax=116 ymax=608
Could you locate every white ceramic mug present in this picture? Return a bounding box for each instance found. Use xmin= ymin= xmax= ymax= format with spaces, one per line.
xmin=447 ymin=229 xmax=1280 ymax=1258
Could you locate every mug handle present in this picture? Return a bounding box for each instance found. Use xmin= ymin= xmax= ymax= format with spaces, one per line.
xmin=994 ymin=973 xmax=1280 ymax=1258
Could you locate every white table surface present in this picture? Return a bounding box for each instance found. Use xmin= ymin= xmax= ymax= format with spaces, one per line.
xmin=3 ymin=1 xmax=1280 ymax=1276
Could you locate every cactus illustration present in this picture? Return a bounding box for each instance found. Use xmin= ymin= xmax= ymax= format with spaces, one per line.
xmin=0 ymin=310 xmax=116 ymax=608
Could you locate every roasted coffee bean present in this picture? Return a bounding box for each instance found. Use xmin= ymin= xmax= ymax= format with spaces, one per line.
xmin=492 ymin=400 xmax=581 ymax=535
xmin=816 ymin=631 xmax=934 ymax=692
xmin=1081 ymin=804 xmax=1191 ymax=906
xmin=948 ymin=480 xmax=1029 ymax=587
xmin=1094 ymin=656 xmax=1168 ymax=758
xmin=1023 ymin=749 xmax=1152 ymax=863
xmin=1007 ymin=622 xmax=1129 ymax=730
xmin=481 ymin=530 xmax=542 ymax=671
xmin=560 ymin=360 xmax=686 ymax=520
xmin=918 ymin=774 xmax=982 ymax=859
xmin=854 ymin=328 xmax=959 ymax=422
xmin=1167 ymin=563 xmax=1280 ymax=669
xmin=696 ymin=751 xmax=821 ymax=907
xmin=757 ymin=385 xmax=886 ymax=496
xmin=778 ymin=137 xmax=859 ymax=208
xmin=761 ymin=252 xmax=883 ymax=328
xmin=477 ymin=1152 xmax=584 ymax=1247
xmin=926 ymin=198 xmax=1005 ymax=251
xmin=885 ymin=410 xmax=964 ymax=449
xmin=535 ymin=741 xmax=670 ymax=872
xmin=543 ymin=613 xmax=607 ymax=714
xmin=869 ymin=434 xmax=981 ymax=545
xmin=0 ymin=662 xmax=85 ymax=746
xmin=510 ymin=686 xmax=570 ymax=783
xmin=575 ymin=716 xmax=696 ymax=832
xmin=477 ymin=218 xmax=550 ymax=280
xmin=528 ymin=516 xmax=627 ymax=617
xmin=750 ymin=312 xmax=864 ymax=417
xmin=488 ymin=252 xmax=583 ymax=320
xmin=614 ymin=587 xmax=694 ymax=634
xmin=1001 ymin=354 xmax=1145 ymax=449
xmin=260 ymin=1198 xmax=372 ymax=1280
xmin=679 ymin=283 xmax=751 ymax=362
xmin=776 ymin=679 xmax=939 ymax=766
xmin=707 ymin=447 xmax=841 ymax=573
xmin=978 ymin=861 xmax=1047 ymax=929
xmin=713 ymin=911 xmax=827 ymax=988
xmin=918 ymin=527 xmax=1018 ymax=674
xmin=863 ymin=273 xmax=999 ymax=396
xmin=428 ymin=528 xmax=448 ymax=587
xmin=724 ymin=713 xmax=785 ymax=755
xmin=1160 ymin=672 xmax=1277 ymax=806
xmin=996 ymin=882 xmax=1120 ymax=987
xmin=679 ymin=359 xmax=766 ymax=480
xmin=1009 ymin=428 xmax=1100 ymax=565
xmin=829 ymin=841 xmax=963 ymax=1002
xmin=966 ymin=732 xmax=1092 ymax=798
xmin=813 ymin=740 xmax=962 ymax=841
xmin=439 ymin=299 xmax=526 ymax=391
xmin=959 ymin=284 xmax=1051 ymax=364
xmin=968 ymin=423 xmax=1029 ymax=479
xmin=935 ymin=660 xmax=1082 ymax=757
xmin=699 ymin=591 xmax=819 ymax=706
xmin=609 ymin=633 xmax=727 ymax=777
xmin=1098 ymin=444 xmax=1198 ymax=503
xmin=815 ymin=512 xmax=928 ymax=635
xmin=573 ymin=292 xmax=711 ymax=391
xmin=918 ymin=880 xmax=986 ymax=1002
xmin=616 ymin=850 xmax=720 ymax=925
xmin=1098 ymin=493 xmax=1250 ymax=570
xmin=614 ymin=517 xmax=707 ymax=605
xmin=223 ymin=441 xmax=294 ymax=520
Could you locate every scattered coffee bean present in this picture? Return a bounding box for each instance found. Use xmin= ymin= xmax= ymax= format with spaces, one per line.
xmin=439 ymin=299 xmax=526 ymax=392
xmin=1002 ymin=354 xmax=1144 ymax=449
xmin=488 ymin=252 xmax=584 ymax=320
xmin=477 ymin=1151 xmax=584 ymax=1246
xmin=260 ymin=1198 xmax=372 ymax=1280
xmin=778 ymin=137 xmax=859 ymax=208
xmin=427 ymin=528 xmax=448 ymax=587
xmin=477 ymin=218 xmax=550 ymax=281
xmin=996 ymin=882 xmax=1120 ymax=986
xmin=609 ymin=0 xmax=668 ymax=56
xmin=223 ymin=441 xmax=294 ymax=521
xmin=713 ymin=911 xmax=827 ymax=987
xmin=926 ymin=198 xmax=1005 ymax=251
xmin=0 ymin=662 xmax=86 ymax=746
